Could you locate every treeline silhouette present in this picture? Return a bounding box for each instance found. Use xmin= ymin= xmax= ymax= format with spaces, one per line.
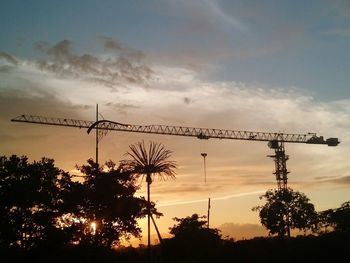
xmin=1 ymin=152 xmax=349 ymax=263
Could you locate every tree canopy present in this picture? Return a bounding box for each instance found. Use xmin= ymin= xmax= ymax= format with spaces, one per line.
xmin=122 ymin=140 xmax=177 ymax=183
xmin=1 ymin=154 xmax=349 ymax=262
xmin=318 ymin=201 xmax=350 ymax=233
xmin=72 ymin=159 xmax=153 ymax=247
xmin=164 ymin=214 xmax=222 ymax=260
xmin=0 ymin=155 xmax=155 ymax=250
xmin=0 ymin=155 xmax=71 ymax=249
xmin=252 ymin=188 xmax=318 ymax=237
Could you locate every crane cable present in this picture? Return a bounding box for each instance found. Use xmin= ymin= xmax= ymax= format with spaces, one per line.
xmin=200 ymin=139 xmax=208 ymax=184
xmin=201 ymin=153 xmax=207 ymax=183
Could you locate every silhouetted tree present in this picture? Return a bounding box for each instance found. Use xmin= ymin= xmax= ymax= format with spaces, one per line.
xmin=169 ymin=214 xmax=221 ymax=240
xmin=122 ymin=141 xmax=177 ymax=250
xmin=71 ymin=159 xmax=155 ymax=248
xmin=318 ymin=201 xmax=350 ymax=234
xmin=164 ymin=214 xmax=222 ymax=261
xmin=253 ymin=188 xmax=318 ymax=237
xmin=0 ymin=155 xmax=72 ymax=250
xmin=317 ymin=209 xmax=335 ymax=233
xmin=331 ymin=201 xmax=350 ymax=233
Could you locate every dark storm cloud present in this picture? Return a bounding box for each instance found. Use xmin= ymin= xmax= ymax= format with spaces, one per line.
xmin=34 ymin=38 xmax=153 ymax=88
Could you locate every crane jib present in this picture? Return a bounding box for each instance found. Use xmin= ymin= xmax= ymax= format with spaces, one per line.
xmin=11 ymin=114 xmax=340 ymax=146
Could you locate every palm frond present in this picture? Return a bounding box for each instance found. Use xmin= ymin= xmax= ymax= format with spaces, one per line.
xmin=122 ymin=141 xmax=177 ymax=181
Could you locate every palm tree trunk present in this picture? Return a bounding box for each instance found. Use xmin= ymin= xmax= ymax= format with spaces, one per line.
xmin=146 ymin=173 xmax=152 ymax=261
xmin=147 ymin=178 xmax=151 ymax=248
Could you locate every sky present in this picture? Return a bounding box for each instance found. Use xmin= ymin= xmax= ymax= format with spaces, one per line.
xmin=1 ymin=0 xmax=350 ymax=243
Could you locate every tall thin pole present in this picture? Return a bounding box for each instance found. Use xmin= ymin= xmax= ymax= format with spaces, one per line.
xmin=207 ymin=198 xmax=211 ymax=228
xmin=95 ymin=104 xmax=99 ymax=167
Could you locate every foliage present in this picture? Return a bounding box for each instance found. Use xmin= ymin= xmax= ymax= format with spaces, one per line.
xmin=317 ymin=209 xmax=335 ymax=233
xmin=252 ymin=188 xmax=318 ymax=237
xmin=331 ymin=201 xmax=350 ymax=232
xmin=121 ymin=141 xmax=177 ymax=249
xmin=0 ymin=155 xmax=72 ymax=250
xmin=169 ymin=213 xmax=221 ymax=240
xmin=170 ymin=214 xmax=207 ymax=235
xmin=164 ymin=214 xmax=222 ymax=260
xmin=122 ymin=140 xmax=177 ymax=183
xmin=0 ymin=155 xmax=159 ymax=250
xmin=2 ymin=152 xmax=349 ymax=262
xmin=71 ymin=159 xmax=156 ymax=247
xmin=318 ymin=201 xmax=350 ymax=233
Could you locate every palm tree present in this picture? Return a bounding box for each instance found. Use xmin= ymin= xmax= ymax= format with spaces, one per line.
xmin=122 ymin=140 xmax=177 ymax=250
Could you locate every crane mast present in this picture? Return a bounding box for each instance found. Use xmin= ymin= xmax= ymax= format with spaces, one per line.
xmin=11 ymin=114 xmax=340 ymax=189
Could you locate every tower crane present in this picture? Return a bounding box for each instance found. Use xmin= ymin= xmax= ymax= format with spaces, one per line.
xmin=11 ymin=114 xmax=340 ymax=190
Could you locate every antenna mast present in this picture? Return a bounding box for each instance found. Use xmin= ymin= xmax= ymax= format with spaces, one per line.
xmin=207 ymin=198 xmax=211 ymax=228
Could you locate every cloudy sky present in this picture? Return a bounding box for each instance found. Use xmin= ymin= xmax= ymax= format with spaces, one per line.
xmin=1 ymin=0 xmax=350 ymax=242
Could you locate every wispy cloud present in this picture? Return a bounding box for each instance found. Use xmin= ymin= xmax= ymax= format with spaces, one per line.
xmin=101 ymin=37 xmax=146 ymax=62
xmin=34 ymin=39 xmax=153 ymax=89
xmin=314 ymin=175 xmax=350 ymax=185
xmin=156 ymin=190 xmax=265 ymax=207
xmin=204 ymin=0 xmax=248 ymax=32
xmin=0 ymin=52 xmax=18 ymax=66
xmin=323 ymin=28 xmax=350 ymax=37
xmin=103 ymin=101 xmax=139 ymax=116
xmin=2 ymin=42 xmax=349 ymax=205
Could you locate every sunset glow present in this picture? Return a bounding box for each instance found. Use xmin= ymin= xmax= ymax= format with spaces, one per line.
xmin=1 ymin=0 xmax=350 ymax=243
xmin=91 ymin=222 xmax=97 ymax=235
